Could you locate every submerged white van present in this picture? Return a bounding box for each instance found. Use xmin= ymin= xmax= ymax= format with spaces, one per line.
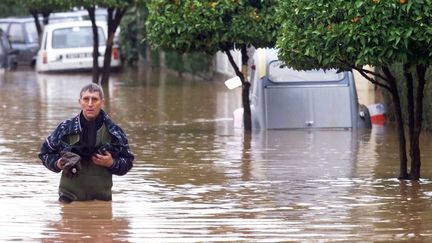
xmin=36 ymin=21 xmax=121 ymax=72
xmin=233 ymin=48 xmax=371 ymax=130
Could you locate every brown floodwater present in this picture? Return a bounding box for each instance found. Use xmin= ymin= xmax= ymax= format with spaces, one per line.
xmin=1 ymin=67 xmax=432 ymax=242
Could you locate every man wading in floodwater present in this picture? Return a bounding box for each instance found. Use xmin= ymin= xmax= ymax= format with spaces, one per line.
xmin=39 ymin=83 xmax=134 ymax=203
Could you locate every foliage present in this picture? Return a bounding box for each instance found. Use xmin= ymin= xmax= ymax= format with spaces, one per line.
xmin=146 ymin=0 xmax=278 ymax=53
xmin=165 ymin=52 xmax=185 ymax=73
xmin=277 ymin=0 xmax=432 ymax=69
xmin=150 ymin=49 xmax=160 ymax=67
xmin=75 ymin=0 xmax=136 ymax=9
xmin=119 ymin=6 xmax=148 ymax=65
xmin=165 ymin=51 xmax=213 ymax=78
xmin=0 ymin=0 xmax=27 ymax=17
xmin=146 ymin=0 xmax=279 ymax=130
xmin=276 ymin=0 xmax=432 ymax=180
xmin=20 ymin=0 xmax=72 ymax=14
xmin=183 ymin=52 xmax=213 ymax=77
xmin=119 ymin=11 xmax=139 ymax=65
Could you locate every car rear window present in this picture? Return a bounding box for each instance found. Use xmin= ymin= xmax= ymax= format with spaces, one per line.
xmin=9 ymin=23 xmax=25 ymax=43
xmin=51 ymin=26 xmax=105 ymax=49
xmin=268 ymin=60 xmax=345 ymax=83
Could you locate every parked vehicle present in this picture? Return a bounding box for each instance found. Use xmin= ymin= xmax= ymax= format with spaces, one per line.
xmin=36 ymin=21 xmax=121 ymax=72
xmin=48 ymin=10 xmax=87 ymax=24
xmin=0 ymin=28 xmax=17 ymax=70
xmin=0 ymin=17 xmax=39 ymax=66
xmin=233 ymin=48 xmax=371 ymax=130
xmin=50 ymin=9 xmax=121 ymax=44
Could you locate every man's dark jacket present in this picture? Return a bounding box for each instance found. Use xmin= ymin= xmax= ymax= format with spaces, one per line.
xmin=39 ymin=110 xmax=134 ymax=175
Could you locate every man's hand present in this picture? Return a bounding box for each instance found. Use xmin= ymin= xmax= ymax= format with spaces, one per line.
xmin=56 ymin=158 xmax=63 ymax=170
xmin=92 ymin=151 xmax=114 ymax=168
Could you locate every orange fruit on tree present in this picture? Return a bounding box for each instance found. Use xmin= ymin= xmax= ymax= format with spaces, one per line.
xmin=351 ymin=16 xmax=361 ymax=23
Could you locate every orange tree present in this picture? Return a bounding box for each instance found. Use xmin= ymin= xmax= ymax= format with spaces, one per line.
xmin=276 ymin=0 xmax=432 ymax=180
xmin=146 ymin=0 xmax=279 ymax=131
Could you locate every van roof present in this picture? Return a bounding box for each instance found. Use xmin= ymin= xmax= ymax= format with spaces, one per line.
xmin=42 ymin=20 xmax=107 ymax=31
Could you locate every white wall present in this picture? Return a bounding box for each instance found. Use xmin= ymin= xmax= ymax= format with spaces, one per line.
xmin=214 ymin=50 xmax=242 ymax=76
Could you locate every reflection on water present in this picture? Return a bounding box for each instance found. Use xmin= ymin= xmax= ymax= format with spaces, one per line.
xmin=42 ymin=201 xmax=129 ymax=242
xmin=1 ymin=68 xmax=432 ymax=241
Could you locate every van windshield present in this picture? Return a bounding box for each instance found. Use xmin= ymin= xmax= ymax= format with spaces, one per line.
xmin=268 ymin=60 xmax=345 ymax=83
xmin=51 ymin=26 xmax=105 ymax=49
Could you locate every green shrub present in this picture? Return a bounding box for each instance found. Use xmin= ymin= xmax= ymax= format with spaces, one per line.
xmin=165 ymin=51 xmax=213 ymax=78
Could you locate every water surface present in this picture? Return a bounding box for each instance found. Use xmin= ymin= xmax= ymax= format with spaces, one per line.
xmin=1 ymin=68 xmax=432 ymax=242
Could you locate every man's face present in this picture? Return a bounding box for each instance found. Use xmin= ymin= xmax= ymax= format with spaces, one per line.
xmin=79 ymin=90 xmax=105 ymax=121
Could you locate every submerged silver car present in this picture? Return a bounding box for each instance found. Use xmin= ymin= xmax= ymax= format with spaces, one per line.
xmin=0 ymin=17 xmax=39 ymax=67
xmin=240 ymin=48 xmax=371 ymax=130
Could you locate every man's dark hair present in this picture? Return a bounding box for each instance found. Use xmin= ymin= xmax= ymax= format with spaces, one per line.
xmin=80 ymin=83 xmax=104 ymax=99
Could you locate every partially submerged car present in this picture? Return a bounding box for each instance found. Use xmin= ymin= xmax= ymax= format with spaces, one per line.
xmin=235 ymin=48 xmax=371 ymax=130
xmin=36 ymin=21 xmax=121 ymax=72
xmin=0 ymin=17 xmax=39 ymax=67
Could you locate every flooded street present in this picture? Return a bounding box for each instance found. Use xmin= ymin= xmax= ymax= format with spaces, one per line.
xmin=2 ymin=68 xmax=432 ymax=242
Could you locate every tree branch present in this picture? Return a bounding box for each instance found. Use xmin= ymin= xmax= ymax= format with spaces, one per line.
xmin=223 ymin=46 xmax=244 ymax=83
xmin=335 ymin=58 xmax=391 ymax=90
xmin=353 ymin=66 xmax=391 ymax=91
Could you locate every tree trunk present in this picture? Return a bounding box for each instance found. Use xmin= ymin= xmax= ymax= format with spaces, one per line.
xmin=403 ymin=64 xmax=415 ymax=172
xmin=241 ymin=132 xmax=252 ymax=180
xmin=224 ymin=47 xmax=251 ymax=131
xmin=100 ymin=7 xmax=126 ymax=85
xmin=409 ymin=65 xmax=427 ymax=180
xmin=382 ymin=67 xmax=409 ymax=179
xmin=240 ymin=45 xmax=251 ymax=131
xmin=87 ymin=7 xmax=99 ymax=84
xmin=30 ymin=11 xmax=42 ymax=38
xmin=242 ymin=82 xmax=252 ymax=131
xmin=101 ymin=33 xmax=113 ymax=85
xmin=41 ymin=11 xmax=50 ymax=25
xmin=352 ymin=65 xmax=426 ymax=180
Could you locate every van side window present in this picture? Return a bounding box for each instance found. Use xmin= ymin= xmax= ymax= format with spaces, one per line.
xmin=9 ymin=23 xmax=25 ymax=43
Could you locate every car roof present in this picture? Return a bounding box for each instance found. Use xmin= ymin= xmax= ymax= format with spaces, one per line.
xmin=44 ymin=20 xmax=107 ymax=29
xmin=50 ymin=11 xmax=87 ymax=18
xmin=0 ymin=17 xmax=35 ymax=23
